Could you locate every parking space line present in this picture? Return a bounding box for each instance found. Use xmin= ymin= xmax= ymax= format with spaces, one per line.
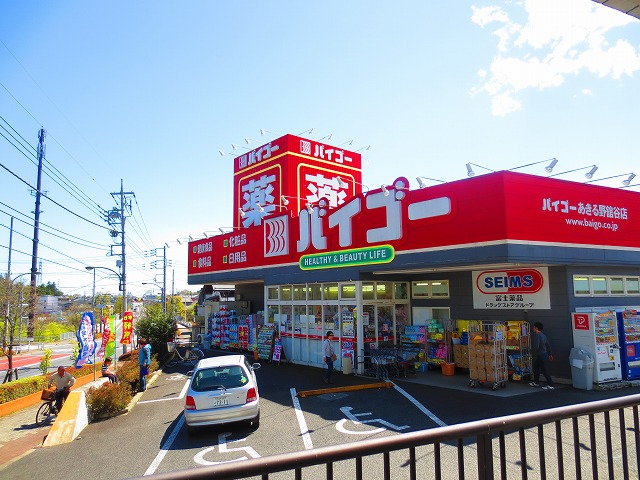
xmin=138 ymin=379 xmax=190 ymax=404
xmin=390 ymin=381 xmax=448 ymax=427
xmin=144 ymin=415 xmax=184 ymax=476
xmin=290 ymin=388 xmax=314 ymax=450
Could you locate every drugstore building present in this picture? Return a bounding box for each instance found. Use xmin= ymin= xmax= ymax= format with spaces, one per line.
xmin=188 ymin=134 xmax=640 ymax=381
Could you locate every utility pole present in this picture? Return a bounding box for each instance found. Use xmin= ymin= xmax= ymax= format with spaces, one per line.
xmin=163 ymin=245 xmax=167 ymax=314
xmin=110 ymin=180 xmax=134 ymax=353
xmin=3 ymin=217 xmax=13 ymax=351
xmin=28 ymin=129 xmax=45 ymax=339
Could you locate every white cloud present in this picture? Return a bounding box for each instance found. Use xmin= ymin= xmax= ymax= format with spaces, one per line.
xmin=471 ymin=0 xmax=640 ymax=116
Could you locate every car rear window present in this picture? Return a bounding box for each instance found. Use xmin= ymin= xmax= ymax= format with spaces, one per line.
xmin=192 ymin=366 xmax=249 ymax=391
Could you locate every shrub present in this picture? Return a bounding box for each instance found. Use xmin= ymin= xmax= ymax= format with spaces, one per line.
xmin=86 ymin=382 xmax=133 ymax=418
xmin=39 ymin=349 xmax=52 ymax=375
xmin=0 ymin=363 xmax=108 ymax=404
xmin=115 ymin=350 xmax=159 ymax=394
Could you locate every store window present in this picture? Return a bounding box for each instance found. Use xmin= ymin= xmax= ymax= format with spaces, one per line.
xmin=362 ymin=304 xmax=376 ymax=341
xmin=412 ymin=282 xmax=429 ymax=298
xmin=268 ymin=287 xmax=279 ymax=300
xmin=573 ymin=275 xmax=640 ymax=296
xmin=308 ymin=283 xmax=322 ymax=300
xmin=376 ymin=282 xmax=393 ymax=300
xmin=377 ymin=305 xmax=393 ymax=339
xmin=362 ymin=282 xmax=375 ymax=300
xmin=323 ymin=304 xmax=339 ymax=332
xmin=592 ymin=277 xmax=608 ymax=295
xmin=411 ymin=280 xmax=450 ymax=298
xmin=293 ymin=305 xmax=307 ymax=334
xmin=267 ymin=304 xmax=279 ymax=325
xmin=627 ymin=277 xmax=640 ymax=295
xmin=323 ymin=283 xmax=339 ymax=300
xmin=341 ymin=284 xmax=356 ymax=299
xmin=394 ymin=282 xmax=408 ymax=299
xmin=431 ymin=281 xmax=449 ymax=298
xmin=280 ymin=304 xmax=292 ymax=333
xmin=293 ymin=284 xmax=307 ymax=301
xmin=573 ymin=276 xmax=590 ymax=296
xmin=281 ymin=285 xmax=292 ymax=301
xmin=610 ymin=277 xmax=624 ymax=295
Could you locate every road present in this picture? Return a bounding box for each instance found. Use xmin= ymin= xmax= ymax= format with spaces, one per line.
xmin=1 ymin=353 xmax=638 ymax=479
xmin=1 ymin=342 xmax=125 ymax=381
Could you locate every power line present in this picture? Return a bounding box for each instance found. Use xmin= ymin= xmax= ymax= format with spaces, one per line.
xmin=0 ymin=156 xmax=110 ymax=230
xmin=0 ymin=202 xmax=107 ymax=249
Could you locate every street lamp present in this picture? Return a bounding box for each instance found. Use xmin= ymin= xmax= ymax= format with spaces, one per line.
xmin=142 ymin=282 xmax=166 ymax=313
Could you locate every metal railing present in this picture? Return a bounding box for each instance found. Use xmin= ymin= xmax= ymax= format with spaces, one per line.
xmin=143 ymin=393 xmax=640 ymax=480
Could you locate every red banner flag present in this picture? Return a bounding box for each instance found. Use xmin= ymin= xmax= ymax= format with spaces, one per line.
xmin=120 ymin=311 xmax=134 ymax=345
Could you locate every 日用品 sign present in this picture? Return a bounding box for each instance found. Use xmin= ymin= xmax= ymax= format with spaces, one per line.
xmin=299 ymin=245 xmax=395 ymax=270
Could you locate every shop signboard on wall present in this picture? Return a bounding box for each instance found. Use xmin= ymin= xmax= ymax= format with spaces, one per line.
xmin=472 ymin=267 xmax=551 ymax=309
xmin=232 ymin=134 xmax=363 ymax=230
xmin=189 ymin=169 xmax=640 ymax=280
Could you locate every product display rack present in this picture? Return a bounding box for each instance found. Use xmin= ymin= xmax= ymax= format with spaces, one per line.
xmin=426 ymin=319 xmax=453 ymax=368
xmin=256 ymin=324 xmax=276 ymax=360
xmin=505 ymin=320 xmax=532 ymax=381
xmin=399 ymin=325 xmax=427 ymax=363
xmin=468 ymin=321 xmax=508 ymax=390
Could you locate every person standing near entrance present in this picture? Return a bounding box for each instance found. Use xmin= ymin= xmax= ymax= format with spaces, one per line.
xmin=323 ymin=331 xmax=336 ymax=384
xmin=530 ymin=322 xmax=555 ymax=390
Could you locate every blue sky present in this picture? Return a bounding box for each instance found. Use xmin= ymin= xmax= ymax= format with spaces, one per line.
xmin=1 ymin=1 xmax=638 ymax=297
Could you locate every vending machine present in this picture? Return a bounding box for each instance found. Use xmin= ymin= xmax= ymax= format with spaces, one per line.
xmin=616 ymin=309 xmax=640 ymax=380
xmin=572 ymin=311 xmax=622 ymax=383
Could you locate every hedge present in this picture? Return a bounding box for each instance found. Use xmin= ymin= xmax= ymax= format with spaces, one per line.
xmin=0 ymin=364 xmax=103 ymax=404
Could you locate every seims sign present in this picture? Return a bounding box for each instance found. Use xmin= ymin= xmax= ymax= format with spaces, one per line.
xmin=476 ymin=269 xmax=543 ymax=294
xmin=188 ymin=170 xmax=640 ymax=277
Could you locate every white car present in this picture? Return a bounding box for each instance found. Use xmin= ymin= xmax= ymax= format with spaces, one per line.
xmin=184 ymin=355 xmax=261 ymax=434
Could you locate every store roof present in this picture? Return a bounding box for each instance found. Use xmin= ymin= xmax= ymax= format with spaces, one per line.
xmin=593 ymin=0 xmax=640 ymax=20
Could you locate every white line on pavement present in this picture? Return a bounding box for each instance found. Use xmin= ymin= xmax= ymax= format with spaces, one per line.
xmin=391 ymin=381 xmax=448 ymax=427
xmin=290 ymin=388 xmax=314 ymax=450
xmin=144 ymin=415 xmax=185 ymax=476
xmin=138 ymin=379 xmax=190 ymax=404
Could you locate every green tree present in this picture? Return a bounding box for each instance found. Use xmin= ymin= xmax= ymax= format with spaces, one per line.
xmin=166 ymin=295 xmax=186 ymax=321
xmin=40 ymin=349 xmax=52 ymax=375
xmin=135 ymin=302 xmax=174 ymax=355
xmin=36 ymin=281 xmax=64 ymax=296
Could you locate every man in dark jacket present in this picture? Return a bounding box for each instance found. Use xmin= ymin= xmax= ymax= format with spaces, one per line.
xmin=530 ymin=322 xmax=555 ymax=390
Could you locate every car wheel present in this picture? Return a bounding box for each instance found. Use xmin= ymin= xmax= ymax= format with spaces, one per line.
xmin=249 ymin=412 xmax=260 ymax=429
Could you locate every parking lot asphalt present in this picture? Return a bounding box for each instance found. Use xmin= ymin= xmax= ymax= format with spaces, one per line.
xmin=2 ymin=354 xmax=640 ymax=473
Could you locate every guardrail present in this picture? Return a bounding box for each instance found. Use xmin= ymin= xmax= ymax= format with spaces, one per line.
xmin=143 ymin=392 xmax=640 ymax=480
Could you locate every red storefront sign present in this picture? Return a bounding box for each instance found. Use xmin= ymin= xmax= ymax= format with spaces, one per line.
xmin=189 ymin=170 xmax=640 ymax=277
xmin=232 ymin=134 xmax=363 ymax=230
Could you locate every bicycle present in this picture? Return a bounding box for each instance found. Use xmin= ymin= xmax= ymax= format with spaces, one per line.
xmin=36 ymin=388 xmax=60 ymax=426
xmin=165 ymin=342 xmax=204 ymax=367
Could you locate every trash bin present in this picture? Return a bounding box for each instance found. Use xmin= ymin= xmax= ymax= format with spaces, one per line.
xmin=569 ymin=347 xmax=594 ymax=390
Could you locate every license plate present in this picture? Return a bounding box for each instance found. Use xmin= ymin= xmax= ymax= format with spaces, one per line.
xmin=213 ymin=398 xmax=229 ymax=407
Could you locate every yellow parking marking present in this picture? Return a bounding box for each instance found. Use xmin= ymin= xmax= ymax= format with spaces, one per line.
xmin=296 ymin=382 xmax=393 ymax=398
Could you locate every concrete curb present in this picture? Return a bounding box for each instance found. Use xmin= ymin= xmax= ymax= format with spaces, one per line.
xmin=0 ymin=373 xmax=107 ymax=418
xmin=297 ymin=381 xmax=393 ymax=398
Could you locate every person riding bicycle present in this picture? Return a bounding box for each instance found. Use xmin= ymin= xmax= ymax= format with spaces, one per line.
xmin=47 ymin=366 xmax=76 ymax=413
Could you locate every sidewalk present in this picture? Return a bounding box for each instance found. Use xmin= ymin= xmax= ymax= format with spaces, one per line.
xmin=0 ymin=371 xmax=157 ymax=471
